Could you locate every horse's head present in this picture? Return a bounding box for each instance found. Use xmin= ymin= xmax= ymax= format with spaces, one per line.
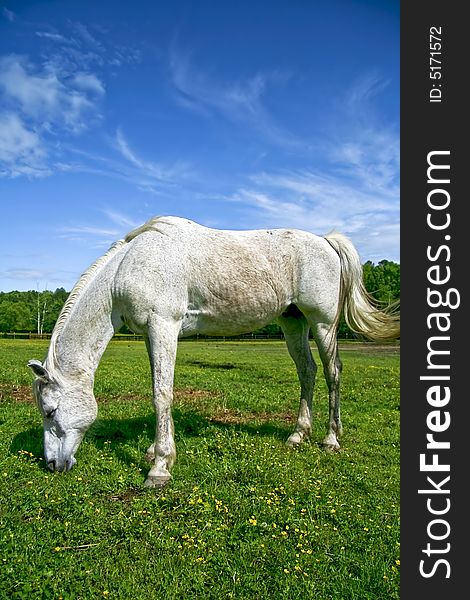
xmin=28 ymin=359 xmax=97 ymax=473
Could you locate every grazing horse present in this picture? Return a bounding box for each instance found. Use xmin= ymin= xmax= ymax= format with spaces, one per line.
xmin=28 ymin=216 xmax=399 ymax=487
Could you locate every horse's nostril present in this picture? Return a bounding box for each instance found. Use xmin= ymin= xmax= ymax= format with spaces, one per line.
xmin=47 ymin=460 xmax=56 ymax=472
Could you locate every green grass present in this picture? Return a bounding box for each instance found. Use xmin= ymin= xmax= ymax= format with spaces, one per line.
xmin=0 ymin=339 xmax=399 ymax=599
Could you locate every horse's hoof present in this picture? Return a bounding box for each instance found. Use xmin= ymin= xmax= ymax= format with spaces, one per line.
xmin=286 ymin=432 xmax=303 ymax=447
xmin=322 ymin=442 xmax=340 ymax=453
xmin=144 ymin=475 xmax=170 ymax=489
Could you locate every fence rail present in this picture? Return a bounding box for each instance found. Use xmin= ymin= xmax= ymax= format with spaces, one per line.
xmin=0 ymin=331 xmax=288 ymax=342
xmin=0 ymin=331 xmax=388 ymax=344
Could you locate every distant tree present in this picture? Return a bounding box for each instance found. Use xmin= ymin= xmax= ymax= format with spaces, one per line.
xmin=0 ymin=300 xmax=33 ymax=332
xmin=363 ymin=260 xmax=400 ymax=305
xmin=0 ymin=288 xmax=69 ymax=333
xmin=42 ymin=288 xmax=68 ymax=332
xmin=253 ymin=322 xmax=282 ymax=337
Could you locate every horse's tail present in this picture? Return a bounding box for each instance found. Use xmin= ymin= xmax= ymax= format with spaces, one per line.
xmin=324 ymin=231 xmax=400 ymax=342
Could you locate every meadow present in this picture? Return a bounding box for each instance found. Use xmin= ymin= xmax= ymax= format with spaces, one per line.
xmin=0 ymin=338 xmax=399 ymax=599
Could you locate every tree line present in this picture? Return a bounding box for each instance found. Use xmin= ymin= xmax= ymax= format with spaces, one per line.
xmin=0 ymin=260 xmax=399 ymax=338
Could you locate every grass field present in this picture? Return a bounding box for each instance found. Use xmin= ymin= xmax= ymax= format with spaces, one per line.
xmin=0 ymin=339 xmax=399 ymax=599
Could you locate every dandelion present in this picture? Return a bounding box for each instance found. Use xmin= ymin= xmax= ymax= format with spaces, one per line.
xmin=248 ymin=516 xmax=257 ymax=526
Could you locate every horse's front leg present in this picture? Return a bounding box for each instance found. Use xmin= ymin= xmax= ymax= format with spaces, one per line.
xmin=143 ymin=316 xmax=180 ymax=488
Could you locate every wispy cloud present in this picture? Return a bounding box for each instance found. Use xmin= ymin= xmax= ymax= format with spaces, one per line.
xmin=102 ymin=208 xmax=140 ymax=230
xmin=38 ymin=21 xmax=142 ymax=73
xmin=168 ymin=43 xmax=296 ymax=147
xmin=60 ymin=225 xmax=120 ymax=237
xmin=328 ymin=72 xmax=399 ymax=197
xmin=114 ymin=128 xmax=194 ymax=187
xmin=35 ymin=31 xmax=72 ymax=44
xmin=2 ymin=268 xmax=50 ymax=281
xmin=2 ymin=7 xmax=15 ymax=22
xmin=344 ymin=72 xmax=391 ymax=114
xmin=236 ymin=70 xmax=400 ymax=245
xmin=229 ymin=162 xmax=399 ymax=262
xmin=55 ymin=209 xmax=143 ymax=253
xmin=331 ymin=132 xmax=399 ymax=197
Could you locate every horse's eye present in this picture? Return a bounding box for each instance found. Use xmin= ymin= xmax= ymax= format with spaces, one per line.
xmin=45 ymin=408 xmax=57 ymax=419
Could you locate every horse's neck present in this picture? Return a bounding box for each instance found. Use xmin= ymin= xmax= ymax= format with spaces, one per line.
xmin=50 ymin=264 xmax=118 ymax=381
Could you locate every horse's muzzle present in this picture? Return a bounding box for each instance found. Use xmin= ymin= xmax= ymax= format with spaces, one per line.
xmin=47 ymin=457 xmax=76 ymax=472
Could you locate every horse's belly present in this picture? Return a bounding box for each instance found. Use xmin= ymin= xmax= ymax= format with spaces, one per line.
xmin=178 ymin=296 xmax=286 ymax=338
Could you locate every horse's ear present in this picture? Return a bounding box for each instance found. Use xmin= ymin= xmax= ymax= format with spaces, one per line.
xmin=28 ymin=360 xmax=51 ymax=383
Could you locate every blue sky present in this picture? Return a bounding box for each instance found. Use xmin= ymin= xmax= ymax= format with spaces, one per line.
xmin=0 ymin=0 xmax=399 ymax=293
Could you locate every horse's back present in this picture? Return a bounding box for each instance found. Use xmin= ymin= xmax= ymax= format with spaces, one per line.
xmin=112 ymin=217 xmax=341 ymax=334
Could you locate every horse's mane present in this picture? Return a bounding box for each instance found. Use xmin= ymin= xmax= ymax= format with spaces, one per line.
xmin=45 ymin=239 xmax=127 ymax=374
xmin=44 ymin=216 xmax=178 ymax=374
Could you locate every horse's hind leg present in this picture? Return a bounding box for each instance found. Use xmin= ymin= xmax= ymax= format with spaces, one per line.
xmin=143 ymin=316 xmax=180 ymax=488
xmin=277 ymin=309 xmax=317 ymax=447
xmin=311 ymin=322 xmax=343 ymax=451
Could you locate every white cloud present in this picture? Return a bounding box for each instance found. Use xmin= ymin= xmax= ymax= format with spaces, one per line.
xmin=0 ymin=54 xmax=106 ymax=177
xmin=72 ymin=72 xmax=105 ymax=96
xmin=0 ymin=55 xmax=62 ymax=119
xmin=0 ymin=112 xmax=50 ymax=177
xmin=0 ymin=55 xmax=103 ymax=133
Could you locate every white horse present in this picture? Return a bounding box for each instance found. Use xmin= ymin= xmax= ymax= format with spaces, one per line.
xmin=28 ymin=216 xmax=399 ymax=487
